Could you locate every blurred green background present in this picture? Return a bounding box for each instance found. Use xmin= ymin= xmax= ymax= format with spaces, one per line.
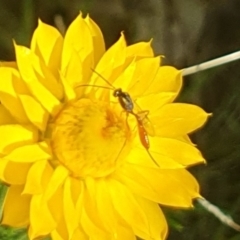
xmin=0 ymin=0 xmax=240 ymax=239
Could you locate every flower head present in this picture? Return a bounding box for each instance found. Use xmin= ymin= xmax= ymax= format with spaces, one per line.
xmin=0 ymin=14 xmax=208 ymax=240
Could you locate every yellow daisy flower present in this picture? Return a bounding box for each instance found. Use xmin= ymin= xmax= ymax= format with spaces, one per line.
xmin=0 ymin=14 xmax=208 ymax=240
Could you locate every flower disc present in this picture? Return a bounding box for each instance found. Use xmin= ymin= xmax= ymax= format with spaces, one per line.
xmin=51 ymin=98 xmax=130 ymax=178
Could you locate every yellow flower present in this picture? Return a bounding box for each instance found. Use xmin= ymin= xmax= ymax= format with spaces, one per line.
xmin=0 ymin=14 xmax=208 ymax=240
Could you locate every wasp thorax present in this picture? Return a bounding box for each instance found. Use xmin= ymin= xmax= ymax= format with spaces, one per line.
xmin=112 ymin=88 xmax=134 ymax=113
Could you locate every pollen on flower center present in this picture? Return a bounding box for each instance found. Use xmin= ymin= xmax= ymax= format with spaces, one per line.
xmin=50 ymin=98 xmax=129 ymax=178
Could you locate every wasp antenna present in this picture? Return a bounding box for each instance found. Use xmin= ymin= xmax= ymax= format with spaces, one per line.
xmin=74 ymin=84 xmax=113 ymax=91
xmin=91 ymin=68 xmax=115 ymax=90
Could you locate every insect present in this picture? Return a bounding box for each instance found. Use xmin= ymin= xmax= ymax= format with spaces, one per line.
xmin=77 ymin=69 xmax=159 ymax=166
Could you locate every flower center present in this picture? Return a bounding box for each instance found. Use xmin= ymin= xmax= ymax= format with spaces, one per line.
xmin=50 ymin=98 xmax=130 ymax=178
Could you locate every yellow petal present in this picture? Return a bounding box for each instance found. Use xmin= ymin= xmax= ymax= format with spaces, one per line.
xmin=80 ymin=207 xmax=109 ymax=240
xmin=87 ymin=33 xmax=128 ymax=102
xmin=61 ymin=48 xmax=83 ymax=91
xmin=136 ymin=91 xmax=177 ymax=115
xmin=71 ymin=227 xmax=88 ymax=240
xmin=1 ymin=160 xmax=31 ymax=185
xmin=85 ymin=34 xmax=128 ymax=102
xmin=128 ymin=57 xmax=160 ymax=98
xmin=115 ymin=164 xmax=200 ymax=207
xmin=14 ymin=44 xmax=63 ymax=114
xmin=94 ymin=179 xmax=118 ymax=233
xmin=51 ymin=215 xmax=70 ymax=240
xmin=108 ymin=179 xmax=150 ymax=239
xmin=23 ymin=160 xmax=53 ymax=195
xmin=70 ymin=177 xmax=83 ymax=205
xmin=127 ymin=145 xmax=184 ymax=169
xmin=3 ymin=142 xmax=51 ymax=163
xmin=84 ymin=15 xmax=105 ymax=65
xmin=175 ymin=135 xmax=195 ymax=145
xmin=135 ymin=196 xmax=168 ymax=240
xmin=152 ymin=103 xmax=209 ymax=137
xmin=146 ymin=66 xmax=182 ymax=96
xmin=0 ymin=104 xmax=16 ymax=125
xmin=25 ymin=78 xmax=62 ymax=117
xmin=83 ymin=178 xmax=108 ymax=231
xmin=48 ymin=187 xmax=64 ymax=226
xmin=63 ymin=177 xmax=78 ymax=239
xmin=29 ymin=194 xmax=56 ymax=240
xmin=80 ymin=178 xmax=146 ymax=239
xmin=43 ymin=165 xmax=69 ymax=202
xmin=0 ymin=124 xmax=38 ymax=155
xmin=150 ymin=137 xmax=206 ymax=166
xmin=0 ymin=159 xmax=8 ymax=181
xmin=2 ymin=185 xmax=30 ymax=227
xmin=75 ymin=181 xmax=85 ymax=219
xmin=0 ymin=67 xmax=29 ymax=123
xmin=65 ymin=13 xmax=92 ymax=54
xmin=51 ymin=230 xmax=65 ymax=240
xmin=114 ymin=220 xmax=136 ymax=240
xmin=126 ymin=40 xmax=154 ymax=58
xmin=63 ymin=13 xmax=93 ymax=81
xmin=15 ymin=43 xmax=63 ymax=100
xmin=112 ymin=60 xmax=136 ymax=94
xmin=60 ymin=49 xmax=86 ymax=100
xmin=92 ymin=33 xmax=126 ymax=85
xmin=19 ymin=94 xmax=49 ymax=131
xmin=54 ymin=221 xmax=88 ymax=240
xmin=114 ymin=164 xmax=163 ymax=204
xmin=60 ymin=73 xmax=77 ymax=101
xmin=31 ymin=19 xmax=63 ymax=78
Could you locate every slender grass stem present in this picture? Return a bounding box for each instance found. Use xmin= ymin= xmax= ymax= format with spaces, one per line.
xmin=182 ymin=50 xmax=240 ymax=76
xmin=197 ymin=198 xmax=240 ymax=231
